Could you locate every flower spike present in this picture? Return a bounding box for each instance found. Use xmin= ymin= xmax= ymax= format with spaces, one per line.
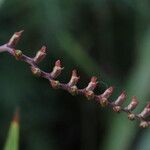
xmin=0 ymin=30 xmax=150 ymax=128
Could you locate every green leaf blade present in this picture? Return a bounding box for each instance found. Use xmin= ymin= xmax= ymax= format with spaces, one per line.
xmin=4 ymin=110 xmax=20 ymax=150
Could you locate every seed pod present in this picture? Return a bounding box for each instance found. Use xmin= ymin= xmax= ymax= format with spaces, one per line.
xmin=114 ymin=91 xmax=126 ymax=106
xmin=34 ymin=46 xmax=46 ymax=63
xmin=50 ymin=60 xmax=64 ymax=79
xmin=68 ymin=70 xmax=80 ymax=87
xmin=7 ymin=30 xmax=24 ymax=47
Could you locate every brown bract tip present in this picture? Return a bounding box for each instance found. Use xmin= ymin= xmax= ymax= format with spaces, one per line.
xmin=13 ymin=108 xmax=20 ymax=124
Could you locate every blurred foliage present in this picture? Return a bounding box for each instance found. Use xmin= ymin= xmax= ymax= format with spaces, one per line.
xmin=0 ymin=0 xmax=150 ymax=150
xmin=4 ymin=110 xmax=19 ymax=150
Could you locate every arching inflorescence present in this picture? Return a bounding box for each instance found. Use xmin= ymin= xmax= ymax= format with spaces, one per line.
xmin=0 ymin=31 xmax=150 ymax=128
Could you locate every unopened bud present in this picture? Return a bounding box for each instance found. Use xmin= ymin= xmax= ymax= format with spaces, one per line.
xmin=34 ymin=46 xmax=46 ymax=63
xmin=7 ymin=30 xmax=24 ymax=47
xmin=139 ymin=121 xmax=149 ymax=128
xmin=13 ymin=49 xmax=22 ymax=60
xmin=114 ymin=91 xmax=126 ymax=106
xmin=69 ymin=86 xmax=78 ymax=95
xmin=31 ymin=67 xmax=41 ymax=76
xmin=128 ymin=113 xmax=135 ymax=121
xmin=68 ymin=70 xmax=80 ymax=87
xmin=125 ymin=96 xmax=138 ymax=111
xmin=138 ymin=103 xmax=150 ymax=118
xmin=86 ymin=76 xmax=98 ymax=91
xmin=50 ymin=80 xmax=60 ymax=89
xmin=50 ymin=60 xmax=64 ymax=79
xmin=101 ymin=86 xmax=114 ymax=99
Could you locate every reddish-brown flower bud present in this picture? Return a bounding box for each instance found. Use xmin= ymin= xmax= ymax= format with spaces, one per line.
xmin=101 ymin=86 xmax=114 ymax=99
xmin=50 ymin=80 xmax=60 ymax=89
xmin=13 ymin=49 xmax=22 ymax=60
xmin=68 ymin=70 xmax=80 ymax=87
xmin=50 ymin=60 xmax=64 ymax=79
xmin=138 ymin=103 xmax=150 ymax=118
xmin=114 ymin=91 xmax=126 ymax=106
xmin=13 ymin=108 xmax=20 ymax=125
xmin=86 ymin=76 xmax=98 ymax=91
xmin=139 ymin=121 xmax=149 ymax=128
xmin=31 ymin=66 xmax=41 ymax=76
xmin=7 ymin=30 xmax=24 ymax=47
xmin=34 ymin=46 xmax=46 ymax=63
xmin=125 ymin=96 xmax=139 ymax=111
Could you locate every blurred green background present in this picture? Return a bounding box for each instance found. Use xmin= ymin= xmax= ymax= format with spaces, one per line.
xmin=0 ymin=0 xmax=150 ymax=150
